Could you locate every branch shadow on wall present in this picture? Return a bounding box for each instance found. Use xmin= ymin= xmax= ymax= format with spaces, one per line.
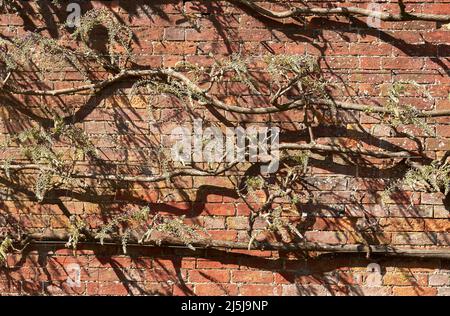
xmin=0 ymin=0 xmax=449 ymax=296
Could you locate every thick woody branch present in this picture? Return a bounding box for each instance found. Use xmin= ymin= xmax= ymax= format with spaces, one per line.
xmin=0 ymin=142 xmax=418 ymax=183
xmin=6 ymin=69 xmax=306 ymax=114
xmin=10 ymin=232 xmax=450 ymax=259
xmin=279 ymin=143 xmax=418 ymax=159
xmin=315 ymin=99 xmax=450 ymax=118
xmin=6 ymin=68 xmax=450 ymax=117
xmin=7 ymin=69 xmax=159 ymax=96
xmin=72 ymin=162 xmax=240 ymax=182
xmin=231 ymin=0 xmax=450 ymax=22
xmin=0 ymin=162 xmax=240 ymax=182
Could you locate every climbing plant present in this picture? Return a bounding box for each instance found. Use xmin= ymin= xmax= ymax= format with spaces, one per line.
xmin=0 ymin=0 xmax=449 ymax=264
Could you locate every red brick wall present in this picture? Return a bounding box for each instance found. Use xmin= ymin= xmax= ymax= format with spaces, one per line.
xmin=0 ymin=0 xmax=449 ymax=296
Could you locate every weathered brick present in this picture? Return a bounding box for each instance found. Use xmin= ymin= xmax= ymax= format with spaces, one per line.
xmin=226 ymin=216 xmax=249 ymax=230
xmin=422 ymin=192 xmax=445 ymax=205
xmin=383 ymin=273 xmax=428 ymax=286
xmin=424 ymin=219 xmax=450 ymax=232
xmin=429 ymin=274 xmax=450 ymax=286
xmin=231 ymin=271 xmax=273 ymax=284
xmin=239 ymin=284 xmax=279 ymax=296
xmin=189 ymin=270 xmax=230 ymax=283
xmin=281 ymin=284 xmax=329 ymax=296
xmin=164 ymin=27 xmax=185 ymax=41
xmin=392 ymin=286 xmax=438 ymax=296
xmin=379 ymin=218 xmax=425 ymax=232
xmin=393 ymin=232 xmax=436 ymax=245
xmin=195 ymin=284 xmax=238 ymax=296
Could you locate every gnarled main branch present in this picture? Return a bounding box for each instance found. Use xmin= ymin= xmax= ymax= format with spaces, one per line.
xmin=5 ymin=68 xmax=450 ymax=117
xmin=231 ymin=0 xmax=450 ymax=22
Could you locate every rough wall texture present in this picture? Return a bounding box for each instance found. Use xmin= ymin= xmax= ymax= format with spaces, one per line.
xmin=0 ymin=0 xmax=449 ymax=296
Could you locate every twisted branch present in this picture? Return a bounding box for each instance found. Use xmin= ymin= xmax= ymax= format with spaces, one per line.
xmin=0 ymin=142 xmax=418 ymax=184
xmin=279 ymin=143 xmax=418 ymax=159
xmin=0 ymin=161 xmax=240 ymax=183
xmin=231 ymin=0 xmax=450 ymax=22
xmin=5 ymin=68 xmax=450 ymax=117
